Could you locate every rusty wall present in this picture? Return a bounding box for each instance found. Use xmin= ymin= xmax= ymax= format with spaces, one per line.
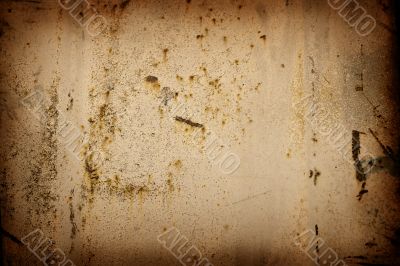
xmin=0 ymin=0 xmax=399 ymax=265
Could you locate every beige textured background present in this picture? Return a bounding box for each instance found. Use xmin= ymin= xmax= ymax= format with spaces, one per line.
xmin=0 ymin=0 xmax=399 ymax=265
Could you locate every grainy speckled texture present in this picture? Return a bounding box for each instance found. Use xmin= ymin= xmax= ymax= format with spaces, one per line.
xmin=0 ymin=0 xmax=399 ymax=265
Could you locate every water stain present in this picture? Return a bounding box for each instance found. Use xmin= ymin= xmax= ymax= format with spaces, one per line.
xmin=119 ymin=0 xmax=131 ymax=10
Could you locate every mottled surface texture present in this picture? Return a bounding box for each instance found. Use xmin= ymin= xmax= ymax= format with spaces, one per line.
xmin=0 ymin=0 xmax=399 ymax=265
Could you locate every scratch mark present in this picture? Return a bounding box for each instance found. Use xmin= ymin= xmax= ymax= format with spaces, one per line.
xmin=369 ymin=128 xmax=396 ymax=162
xmin=175 ymin=116 xmax=203 ymax=128
xmin=231 ymin=190 xmax=271 ymax=205
xmin=357 ymin=182 xmax=368 ymax=201
xmin=1 ymin=228 xmax=22 ymax=245
xmin=352 ymin=130 xmax=366 ymax=182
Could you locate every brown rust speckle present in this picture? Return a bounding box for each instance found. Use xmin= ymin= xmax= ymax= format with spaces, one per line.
xmin=163 ymin=48 xmax=169 ymax=61
xmin=145 ymin=75 xmax=160 ymax=90
xmin=174 ymin=160 xmax=182 ymax=169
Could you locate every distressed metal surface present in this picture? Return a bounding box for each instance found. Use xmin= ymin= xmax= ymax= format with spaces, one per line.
xmin=0 ymin=0 xmax=399 ymax=265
